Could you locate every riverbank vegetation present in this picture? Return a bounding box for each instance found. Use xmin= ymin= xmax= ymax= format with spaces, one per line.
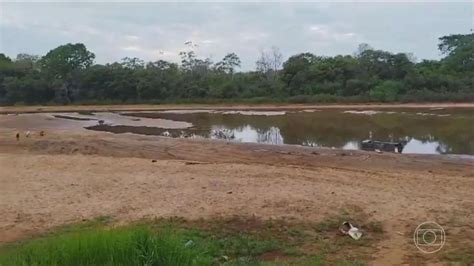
xmin=0 ymin=33 xmax=472 ymax=105
xmin=0 ymin=216 xmax=383 ymax=265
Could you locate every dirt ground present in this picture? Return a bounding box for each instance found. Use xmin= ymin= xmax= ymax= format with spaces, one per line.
xmin=2 ymin=102 xmax=474 ymax=114
xmin=0 ymin=104 xmax=473 ymax=265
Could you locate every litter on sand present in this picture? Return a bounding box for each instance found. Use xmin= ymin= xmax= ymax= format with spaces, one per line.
xmin=339 ymin=221 xmax=363 ymax=240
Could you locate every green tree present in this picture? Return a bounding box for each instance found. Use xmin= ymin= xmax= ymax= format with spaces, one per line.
xmin=39 ymin=43 xmax=95 ymax=103
xmin=0 ymin=54 xmax=14 ymax=103
xmin=40 ymin=43 xmax=95 ymax=79
xmin=215 ymin=53 xmax=241 ymax=75
xmin=14 ymin=54 xmax=40 ymax=71
xmin=0 ymin=34 xmax=473 ymax=105
xmin=0 ymin=54 xmax=13 ymax=69
xmin=121 ymin=57 xmax=145 ymax=70
xmin=369 ymin=80 xmax=402 ymax=102
xmin=438 ymin=33 xmax=474 ymax=72
xmin=281 ymin=53 xmax=319 ymax=96
xmin=3 ymin=75 xmax=53 ymax=104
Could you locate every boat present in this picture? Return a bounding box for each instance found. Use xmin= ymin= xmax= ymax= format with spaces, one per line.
xmin=361 ymin=139 xmax=406 ymax=153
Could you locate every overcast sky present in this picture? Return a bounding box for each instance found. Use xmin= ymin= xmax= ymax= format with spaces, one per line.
xmin=1 ymin=1 xmax=472 ymax=70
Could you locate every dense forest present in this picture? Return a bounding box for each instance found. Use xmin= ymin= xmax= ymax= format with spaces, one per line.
xmin=0 ymin=33 xmax=472 ymax=105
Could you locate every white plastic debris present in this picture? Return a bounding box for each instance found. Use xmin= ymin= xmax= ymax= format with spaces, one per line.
xmin=184 ymin=240 xmax=194 ymax=247
xmin=339 ymin=221 xmax=363 ymax=240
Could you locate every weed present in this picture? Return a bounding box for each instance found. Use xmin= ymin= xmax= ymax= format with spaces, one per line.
xmin=442 ymin=248 xmax=474 ymax=264
xmin=365 ymin=221 xmax=383 ymax=233
xmin=0 ymin=216 xmax=383 ymax=265
xmin=0 ymin=226 xmax=213 ymax=266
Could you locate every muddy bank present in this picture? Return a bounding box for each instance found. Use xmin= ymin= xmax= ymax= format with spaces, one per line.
xmin=5 ymin=107 xmax=471 ymax=155
xmin=0 ymin=117 xmax=473 ymax=264
xmin=0 ymin=112 xmax=192 ymax=131
xmin=1 ymin=128 xmax=471 ymax=175
xmin=2 ymin=102 xmax=474 ymax=114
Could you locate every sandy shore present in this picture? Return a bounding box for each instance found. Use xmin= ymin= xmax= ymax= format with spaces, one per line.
xmin=1 ymin=105 xmax=473 ymax=264
xmin=1 ymin=102 xmax=474 ymax=114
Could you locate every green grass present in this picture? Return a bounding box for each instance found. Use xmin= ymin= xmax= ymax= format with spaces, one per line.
xmin=0 ymin=226 xmax=214 ymax=266
xmin=442 ymin=248 xmax=474 ymax=264
xmin=0 ymin=216 xmax=385 ymax=266
xmin=5 ymin=90 xmax=474 ymax=108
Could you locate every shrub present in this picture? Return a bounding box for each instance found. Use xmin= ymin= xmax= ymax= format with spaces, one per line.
xmin=369 ymin=80 xmax=402 ymax=102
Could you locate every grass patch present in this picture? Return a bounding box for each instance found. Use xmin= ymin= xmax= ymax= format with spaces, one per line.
xmin=442 ymin=248 xmax=474 ymax=264
xmin=0 ymin=215 xmax=384 ymax=265
xmin=365 ymin=221 xmax=383 ymax=234
xmin=0 ymin=226 xmax=213 ymax=266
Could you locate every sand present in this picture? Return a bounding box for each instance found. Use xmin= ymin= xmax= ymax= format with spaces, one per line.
xmin=1 ymin=102 xmax=474 ymax=114
xmin=0 ymin=104 xmax=473 ymax=264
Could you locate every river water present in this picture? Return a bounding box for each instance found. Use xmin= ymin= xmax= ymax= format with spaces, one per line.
xmin=5 ymin=108 xmax=471 ymax=155
xmin=88 ymin=108 xmax=473 ymax=155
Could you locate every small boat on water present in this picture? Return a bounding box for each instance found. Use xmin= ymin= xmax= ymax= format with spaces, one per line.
xmin=361 ymin=140 xmax=406 ymax=153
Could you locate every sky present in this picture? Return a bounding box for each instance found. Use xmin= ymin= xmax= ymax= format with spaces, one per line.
xmin=1 ymin=1 xmax=473 ymax=70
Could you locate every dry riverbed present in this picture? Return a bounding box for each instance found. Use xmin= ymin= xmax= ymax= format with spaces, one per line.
xmin=2 ymin=102 xmax=474 ymax=114
xmin=0 ymin=104 xmax=473 ymax=265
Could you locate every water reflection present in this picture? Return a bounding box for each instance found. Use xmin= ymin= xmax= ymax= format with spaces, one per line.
xmin=211 ymin=125 xmax=284 ymax=145
xmin=105 ymin=108 xmax=474 ymax=155
xmin=342 ymin=141 xmax=360 ymax=150
xmin=402 ymin=139 xmax=448 ymax=154
xmin=209 ymin=125 xmax=447 ymax=154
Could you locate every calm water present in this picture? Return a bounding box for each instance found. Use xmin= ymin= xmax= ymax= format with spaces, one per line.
xmin=86 ymin=108 xmax=474 ymax=155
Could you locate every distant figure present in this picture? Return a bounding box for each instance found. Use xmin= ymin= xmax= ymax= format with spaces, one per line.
xmin=39 ymin=131 xmax=45 ymax=137
xmin=16 ymin=132 xmax=20 ymax=141
xmin=98 ymin=120 xmax=104 ymax=125
xmin=26 ymin=131 xmax=31 ymax=138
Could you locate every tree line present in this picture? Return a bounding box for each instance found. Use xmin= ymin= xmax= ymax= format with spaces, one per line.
xmin=0 ymin=33 xmax=472 ymax=105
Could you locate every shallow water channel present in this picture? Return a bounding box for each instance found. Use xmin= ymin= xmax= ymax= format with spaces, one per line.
xmin=6 ymin=108 xmax=472 ymax=155
xmin=74 ymin=108 xmax=474 ymax=155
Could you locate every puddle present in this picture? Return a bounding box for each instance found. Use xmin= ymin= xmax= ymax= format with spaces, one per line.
xmin=343 ymin=110 xmax=382 ymax=115
xmin=220 ymin=110 xmax=286 ymax=116
xmin=154 ymin=109 xmax=286 ymax=116
xmin=343 ymin=110 xmax=453 ymax=118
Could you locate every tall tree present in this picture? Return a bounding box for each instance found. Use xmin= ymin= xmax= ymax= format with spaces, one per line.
xmin=354 ymin=43 xmax=373 ymax=58
xmin=14 ymin=54 xmax=40 ymax=71
xmin=438 ymin=33 xmax=474 ymax=72
xmin=0 ymin=54 xmax=13 ymax=70
xmin=40 ymin=43 xmax=95 ymax=79
xmin=39 ymin=43 xmax=95 ymax=103
xmin=121 ymin=57 xmax=145 ymax=70
xmin=215 ymin=53 xmax=241 ymax=75
xmin=281 ymin=53 xmax=319 ymax=95
xmin=256 ymin=46 xmax=283 ymax=81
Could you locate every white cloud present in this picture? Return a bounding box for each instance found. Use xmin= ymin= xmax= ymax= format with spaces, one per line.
xmin=124 ymin=35 xmax=140 ymax=41
xmin=121 ymin=45 xmax=142 ymax=52
xmin=309 ymin=24 xmax=358 ymax=41
xmin=0 ymin=2 xmax=471 ymax=70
